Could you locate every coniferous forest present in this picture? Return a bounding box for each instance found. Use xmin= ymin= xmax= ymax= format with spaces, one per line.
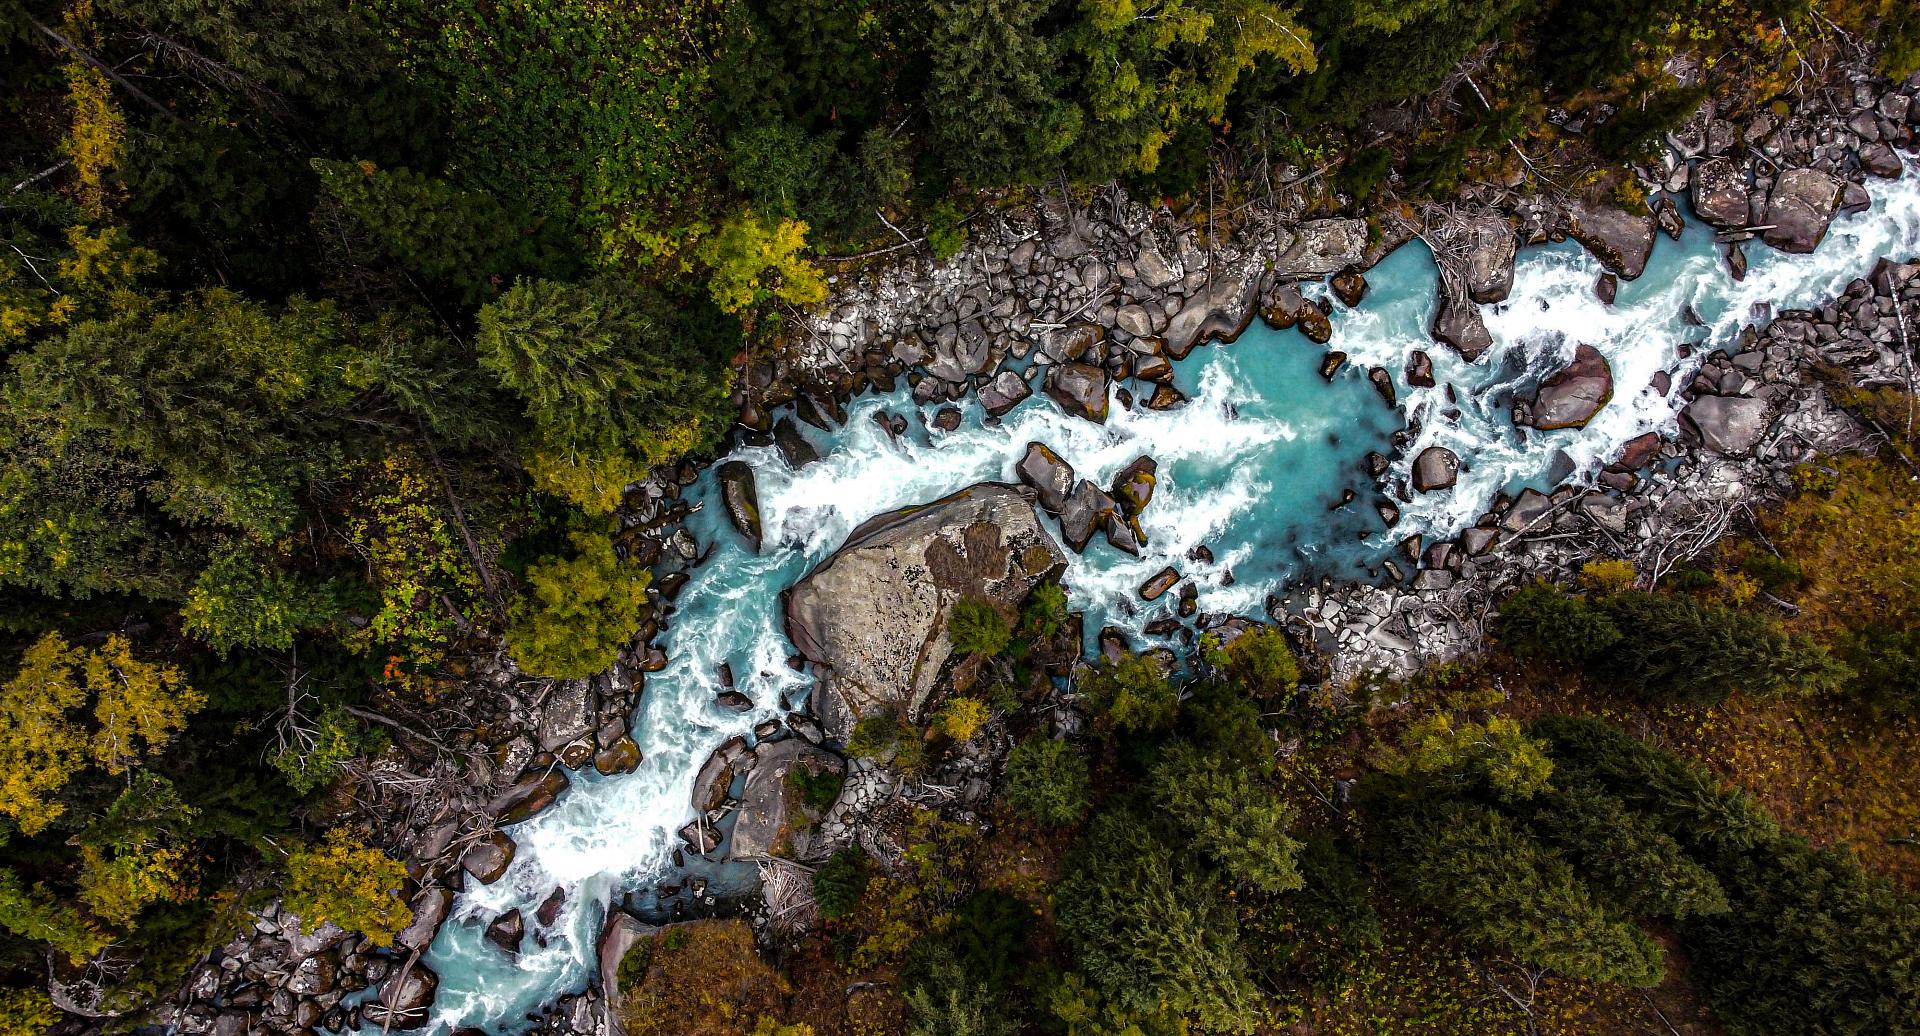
xmin=1 ymin=1 xmax=1919 ymax=1035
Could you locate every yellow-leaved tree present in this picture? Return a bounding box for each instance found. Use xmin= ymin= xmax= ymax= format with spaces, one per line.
xmin=282 ymin=829 xmax=412 ymax=946
xmin=0 ymin=633 xmax=205 ymax=835
xmin=696 ymin=210 xmax=828 ymax=315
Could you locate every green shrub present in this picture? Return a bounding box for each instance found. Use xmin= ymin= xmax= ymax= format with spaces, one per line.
xmin=813 ymin=848 xmax=867 ymax=921
xmin=1496 ymin=582 xmax=1622 ymax=662
xmin=1211 ymin=625 xmax=1300 ymax=703
xmin=1080 ymin=653 xmax=1178 ymax=734
xmin=949 ymin=597 xmax=1012 ymax=657
xmin=1004 ymin=736 xmax=1089 ymax=826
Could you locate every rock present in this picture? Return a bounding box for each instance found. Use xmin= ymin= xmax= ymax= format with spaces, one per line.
xmin=1110 ymin=456 xmax=1158 ymax=515
xmin=1016 ymin=442 xmax=1075 ymax=514
xmin=772 ymin=418 xmax=819 ymax=469
xmin=784 ymin=483 xmax=1065 ymax=741
xmin=1412 ymin=447 xmax=1459 ymax=493
xmin=1763 ymin=168 xmax=1845 ymax=253
xmin=594 ymin=734 xmax=643 ymax=776
xmin=1463 ymin=214 xmax=1518 ymax=303
xmin=1134 ymin=244 xmax=1178 ymax=288
xmin=536 ymin=887 xmax=566 ymax=928
xmin=1318 ymin=351 xmax=1347 ymax=378
xmin=462 ymin=831 xmax=515 ymax=884
xmin=1595 ymin=272 xmax=1618 ymax=305
xmin=1044 ymin=362 xmax=1110 ymax=423
xmin=1059 ymin=480 xmax=1119 ymax=554
xmin=979 ymin=369 xmax=1032 ymax=417
xmin=1692 ymin=158 xmax=1750 ymax=229
xmin=1368 ymin=366 xmax=1396 ymax=407
xmin=1146 ymin=383 xmax=1187 ymax=409
xmin=537 ymin=680 xmax=593 ymax=753
xmin=365 ymin=963 xmax=437 ymax=1030
xmin=1161 ymin=268 xmax=1263 ymax=357
xmin=1613 ymin=431 xmax=1663 ymax=469
xmin=693 ymin=738 xmax=743 ymax=811
xmin=597 ymin=911 xmax=658 ymax=1010
xmin=1262 ymin=283 xmax=1304 ymax=329
xmin=1727 ymin=240 xmax=1748 ymax=281
xmin=1039 ymin=323 xmax=1103 ymax=363
xmin=1525 ymin=344 xmax=1614 ymax=430
xmin=1499 ymin=488 xmax=1553 ymax=533
xmin=1461 ymin=527 xmax=1498 ymax=555
xmin=1139 ymin=567 xmax=1180 ymax=601
xmin=1859 ymin=142 xmax=1904 ymax=180
xmin=931 ymin=407 xmax=962 ymax=432
xmin=1331 ymin=270 xmax=1368 ymax=307
xmin=728 ymin=740 xmax=845 ymax=862
xmin=484 ymin=910 xmax=523 ymax=956
xmin=1431 ymin=293 xmax=1493 ymax=361
xmin=1115 ymin=304 xmax=1155 ymax=337
xmin=488 ymin=768 xmax=569 ymax=825
xmin=1406 ymin=350 xmax=1435 ymax=388
xmin=1567 ymin=200 xmax=1656 ymax=279
xmin=718 ymin=461 xmax=763 ymax=552
xmin=716 ymin=690 xmax=753 ymax=712
xmin=677 ymin=819 xmax=719 ymax=854
xmin=396 ymin=888 xmax=452 ymax=955
xmin=1683 ymin=395 xmax=1771 ymax=455
xmin=1653 ymin=195 xmax=1685 ymax=239
xmin=1297 ymin=304 xmax=1333 ymax=344
xmin=1364 ymin=451 xmax=1390 ymax=478
xmin=1272 ymin=219 xmax=1369 ymax=278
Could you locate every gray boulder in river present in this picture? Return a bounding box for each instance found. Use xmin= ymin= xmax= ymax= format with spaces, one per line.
xmin=1763 ymin=168 xmax=1845 ymax=254
xmin=1524 ymin=344 xmax=1614 ymax=430
xmin=718 ymin=460 xmax=763 ymax=552
xmin=784 ymin=483 xmax=1066 ymax=742
xmin=1566 ymin=200 xmax=1656 ymax=280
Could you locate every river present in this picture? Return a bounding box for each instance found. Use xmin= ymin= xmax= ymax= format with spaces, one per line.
xmin=412 ymin=160 xmax=1920 ymax=1033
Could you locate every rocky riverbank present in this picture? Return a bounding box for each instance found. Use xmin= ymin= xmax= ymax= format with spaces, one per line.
xmin=155 ymin=56 xmax=1920 ymax=1036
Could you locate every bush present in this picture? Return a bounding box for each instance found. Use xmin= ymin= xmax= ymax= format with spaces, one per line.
xmin=1212 ymin=625 xmax=1300 ymax=702
xmin=1004 ymin=736 xmax=1089 ymax=826
xmin=949 ymin=597 xmax=1013 ymax=658
xmin=813 ymin=848 xmax=867 ymax=921
xmin=1592 ymin=591 xmax=1851 ymax=702
xmin=1080 ymin=653 xmax=1177 ymax=734
xmin=505 ymin=532 xmax=651 ymax=680
xmin=1496 ymin=582 xmax=1621 ymax=662
xmin=1578 ymin=559 xmax=1637 ymax=594
xmin=845 ymin=716 xmax=902 ymax=758
xmin=937 ymin=696 xmax=990 ymax=742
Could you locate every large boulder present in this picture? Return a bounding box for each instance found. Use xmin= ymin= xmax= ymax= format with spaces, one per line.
xmin=396 ymin=887 xmax=452 ymax=955
xmin=1044 ymin=362 xmax=1110 ymax=423
xmin=1463 ymin=214 xmax=1518 ymax=303
xmin=597 ymin=911 xmax=658 ymax=1012
xmin=1160 ymin=267 xmax=1263 ymax=358
xmin=1692 ymin=158 xmax=1751 ymax=230
xmin=1059 ymin=479 xmax=1119 ymax=553
xmin=784 ymin=484 xmax=1065 ymax=741
xmin=1110 ymin=456 xmax=1158 ymax=515
xmin=364 ymin=963 xmax=438 ymax=1030
xmin=718 ymin=461 xmax=763 ymax=552
xmin=461 ymin=831 xmax=515 ymax=884
xmin=1272 ymin=219 xmax=1369 ymax=279
xmin=1567 ymin=200 xmax=1656 ymax=280
xmin=979 ymin=369 xmax=1032 ymax=417
xmin=1431 ymin=292 xmax=1493 ymax=361
xmin=1525 ymin=344 xmax=1614 ymax=430
xmin=727 ymin=740 xmax=845 ymax=862
xmin=1412 ymin=446 xmax=1459 ymax=493
xmin=1763 ymin=168 xmax=1845 ymax=254
xmin=1016 ymin=442 xmax=1075 ymax=514
xmin=488 ymin=768 xmax=569 ymax=825
xmin=1683 ymin=395 xmax=1771 ymax=455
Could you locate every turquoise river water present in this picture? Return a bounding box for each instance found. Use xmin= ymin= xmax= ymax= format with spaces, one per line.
xmin=405 ymin=160 xmax=1920 ymax=1033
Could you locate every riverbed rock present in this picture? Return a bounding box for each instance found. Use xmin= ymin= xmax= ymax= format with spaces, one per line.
xmin=461 ymin=831 xmax=515 ymax=884
xmin=1406 ymin=350 xmax=1435 ymax=388
xmin=979 ymin=369 xmax=1031 ymax=418
xmin=772 ymin=418 xmax=819 ymax=469
xmin=396 ymin=888 xmax=453 ymax=955
xmin=1016 ymin=442 xmax=1075 ymax=514
xmin=1412 ymin=447 xmax=1460 ymax=493
xmin=727 ymin=740 xmax=845 ymax=862
xmin=1140 ymin=567 xmax=1180 ymax=601
xmin=364 ymin=963 xmax=437 ymax=1030
xmin=597 ymin=911 xmax=658 ymax=1010
xmin=1111 ymin=456 xmax=1158 ymax=515
xmin=484 ymin=910 xmax=524 ymax=956
xmin=1272 ymin=219 xmax=1369 ymax=279
xmin=1683 ymin=394 xmax=1772 ymax=455
xmin=488 ymin=768 xmax=569 ymax=825
xmin=1594 ymin=272 xmax=1618 ymax=306
xmin=1161 ymin=267 xmax=1263 ymax=357
xmin=1059 ymin=480 xmax=1119 ymax=554
xmin=1331 ymin=270 xmax=1368 ymax=307
xmin=1044 ymin=362 xmax=1110 ymax=423
xmin=594 ymin=734 xmax=642 ymax=776
xmin=1860 ymin=142 xmax=1904 ymax=180
xmin=718 ymin=461 xmax=763 ymax=552
xmin=1431 ymin=292 xmax=1493 ymax=361
xmin=1296 ymin=303 xmax=1333 ymax=344
xmin=1763 ymin=168 xmax=1845 ymax=253
xmin=1319 ymin=350 xmax=1347 ymax=378
xmin=784 ymin=483 xmax=1065 ymax=741
xmin=1525 ymin=344 xmax=1614 ymax=430
xmin=1567 ymin=200 xmax=1656 ymax=280
xmin=1368 ymin=366 xmax=1396 ymax=407
xmin=1464 ymin=215 xmax=1518 ymax=304
xmin=1692 ymin=157 xmax=1751 ymax=229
